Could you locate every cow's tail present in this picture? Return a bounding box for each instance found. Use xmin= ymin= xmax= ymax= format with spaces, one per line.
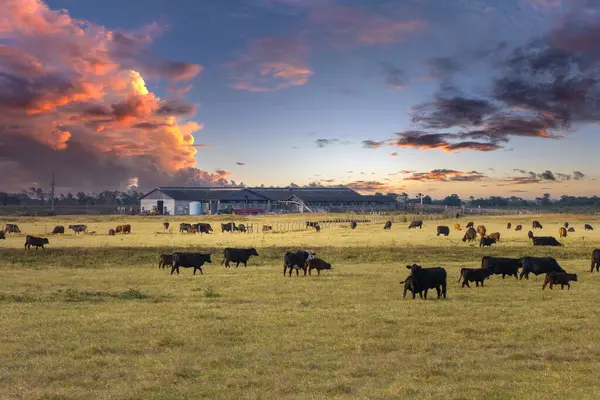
xmin=457 ymin=267 xmax=465 ymax=283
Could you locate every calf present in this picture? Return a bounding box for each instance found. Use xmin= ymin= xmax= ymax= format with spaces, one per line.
xmin=454 ymin=223 xmax=461 ymax=231
xmin=527 ymin=231 xmax=534 ymax=239
xmin=221 ymin=222 xmax=236 ymax=233
xmin=519 ymin=257 xmax=565 ymax=280
xmin=481 ymin=256 xmax=520 ymax=279
xmin=409 ymin=220 xmax=423 ymax=229
xmin=196 ymin=223 xmax=213 ymax=234
xmin=4 ymin=224 xmax=21 ymax=234
xmin=122 ymin=224 xmax=131 ymax=234
xmin=262 ymin=225 xmax=273 ymax=232
xmin=308 ymin=258 xmax=332 ymax=276
xmin=158 ymin=253 xmax=174 ymax=269
xmin=115 ymin=225 xmax=124 ymax=233
xmin=506 ymin=222 xmax=512 ymax=229
xmin=532 ymin=220 xmax=543 ymax=229
xmin=68 ymin=224 xmax=87 ymax=234
xmin=542 ymin=273 xmax=577 ymax=290
xmin=477 ymin=225 xmax=487 ymax=238
xmin=585 ymin=224 xmax=594 ymax=231
xmin=405 ymin=264 xmax=447 ymax=299
xmin=0 ymin=231 xmax=5 ymax=240
xmin=383 ymin=221 xmax=392 ymax=230
xmin=179 ymin=223 xmax=192 ymax=233
xmin=400 ymin=276 xmax=422 ymax=299
xmin=108 ymin=229 xmax=115 ymax=236
xmin=591 ymin=249 xmax=600 ymax=272
xmin=235 ymin=224 xmax=247 ymax=233
xmin=479 ymin=237 xmax=496 ymax=247
xmin=462 ymin=227 xmax=477 ymax=242
xmin=283 ymin=250 xmax=316 ymax=277
xmin=458 ymin=268 xmax=492 ymax=288
xmin=350 ymin=221 xmax=357 ymax=230
xmin=52 ymin=226 xmax=65 ymax=234
xmin=559 ymin=227 xmax=567 ymax=238
xmin=315 ymin=225 xmax=321 ymax=232
xmin=488 ymin=232 xmax=501 ymax=242
xmin=532 ymin=236 xmax=563 ymax=247
xmin=568 ymin=227 xmax=575 ymax=232
xmin=221 ymin=248 xmax=259 ymax=268
xmin=437 ymin=226 xmax=450 ymax=236
xmin=171 ymin=252 xmax=212 ymax=275
xmin=163 ymin=222 xmax=170 ymax=232
xmin=515 ymin=225 xmax=523 ymax=231
xmin=24 ymin=235 xmax=49 ymax=251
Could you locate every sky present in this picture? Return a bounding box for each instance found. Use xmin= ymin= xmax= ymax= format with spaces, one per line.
xmin=1 ymin=0 xmax=600 ymax=198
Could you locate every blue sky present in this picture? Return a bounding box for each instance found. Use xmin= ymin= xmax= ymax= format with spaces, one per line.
xmin=3 ymin=0 xmax=599 ymax=197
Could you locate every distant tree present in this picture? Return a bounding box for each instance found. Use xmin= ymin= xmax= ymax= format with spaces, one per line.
xmin=441 ymin=194 xmax=462 ymax=207
xmin=422 ymin=195 xmax=433 ymax=205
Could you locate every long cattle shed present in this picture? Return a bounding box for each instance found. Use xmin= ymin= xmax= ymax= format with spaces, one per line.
xmin=139 ymin=187 xmax=398 ymax=215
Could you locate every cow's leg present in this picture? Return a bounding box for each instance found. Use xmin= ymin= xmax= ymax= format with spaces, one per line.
xmin=283 ymin=266 xmax=287 ymax=276
xmin=480 ymin=280 xmax=484 ymax=287
xmin=464 ymin=280 xmax=470 ymax=288
xmin=317 ymin=270 xmax=321 ymax=276
xmin=475 ymin=281 xmax=479 ymax=287
xmin=193 ymin=268 xmax=197 ymax=275
xmin=561 ymin=284 xmax=564 ymax=290
xmin=542 ymin=280 xmax=548 ymax=290
xmin=170 ymin=265 xmax=176 ymax=275
xmin=567 ymin=283 xmax=570 ymax=290
xmin=235 ymin=262 xmax=240 ymax=268
xmin=199 ymin=267 xmax=203 ymax=275
xmin=243 ymin=261 xmax=247 ymax=268
xmin=423 ymin=289 xmax=428 ymax=300
xmin=308 ymin=267 xmax=312 ymax=276
xmin=295 ymin=268 xmax=299 ymax=277
xmin=435 ymin=286 xmax=441 ymax=298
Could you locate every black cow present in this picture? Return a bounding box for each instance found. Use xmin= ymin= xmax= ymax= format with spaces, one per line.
xmin=171 ymin=252 xmax=212 ymax=275
xmin=52 ymin=226 xmax=65 ymax=234
xmin=479 ymin=237 xmax=496 ymax=247
xmin=283 ymin=250 xmax=316 ymax=277
xmin=542 ymin=273 xmax=577 ymax=290
xmin=436 ymin=226 xmax=450 ymax=236
xmin=221 ymin=248 xmax=259 ymax=268
xmin=221 ymin=222 xmax=236 ymax=233
xmin=68 ymin=224 xmax=87 ymax=234
xmin=506 ymin=222 xmax=512 ymax=229
xmin=0 ymin=231 xmax=5 ymax=240
xmin=195 ymin=223 xmax=213 ymax=234
xmin=163 ymin=222 xmax=170 ymax=232
xmin=4 ymin=224 xmax=21 ymax=234
xmin=25 ymin=235 xmax=49 ymax=251
xmin=383 ymin=221 xmax=392 ymax=230
xmin=308 ymin=258 xmax=332 ymax=276
xmin=306 ymin=221 xmax=319 ymax=229
xmin=481 ymin=256 xmax=520 ymax=279
xmin=462 ymin=227 xmax=477 ymax=242
xmin=532 ymin=220 xmax=543 ymax=229
xmin=564 ymin=222 xmax=569 ymax=229
xmin=179 ymin=223 xmax=192 ymax=233
xmin=591 ymin=249 xmax=600 ymax=272
xmin=531 ymin=236 xmax=563 ymax=247
xmin=458 ymin=268 xmax=492 ymax=288
xmin=519 ymin=257 xmax=565 ymax=280
xmin=350 ymin=221 xmax=357 ymax=230
xmin=405 ymin=264 xmax=447 ymax=299
xmin=515 ymin=225 xmax=523 ymax=231
xmin=409 ymin=220 xmax=423 ymax=229
xmin=585 ymin=224 xmax=594 ymax=231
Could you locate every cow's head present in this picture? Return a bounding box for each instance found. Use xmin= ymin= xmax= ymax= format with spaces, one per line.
xmin=204 ymin=254 xmax=212 ymax=263
xmin=305 ymin=251 xmax=316 ymax=261
xmin=322 ymin=262 xmax=332 ymax=270
xmin=43 ymin=238 xmax=49 ymax=244
xmin=571 ymin=274 xmax=578 ymax=281
xmin=406 ymin=264 xmax=422 ymax=272
xmin=249 ymin=248 xmax=259 ymax=256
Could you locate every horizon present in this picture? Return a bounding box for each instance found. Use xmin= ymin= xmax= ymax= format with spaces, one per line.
xmin=1 ymin=0 xmax=600 ymax=198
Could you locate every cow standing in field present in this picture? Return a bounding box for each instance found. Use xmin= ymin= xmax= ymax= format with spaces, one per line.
xmin=528 ymin=231 xmax=534 ymax=239
xmin=568 ymin=227 xmax=575 ymax=232
xmin=466 ymin=222 xmax=474 ymax=229
xmin=262 ymin=225 xmax=273 ymax=232
xmin=409 ymin=220 xmax=423 ymax=229
xmin=506 ymin=222 xmax=512 ymax=230
xmin=519 ymin=257 xmax=565 ymax=280
xmin=315 ymin=224 xmax=321 ymax=232
xmin=308 ymin=258 xmax=333 ymax=276
xmin=52 ymin=226 xmax=65 ymax=234
xmin=585 ymin=224 xmax=594 ymax=231
xmin=221 ymin=248 xmax=259 ymax=268
xmin=531 ymin=236 xmax=563 ymax=247
xmin=283 ymin=251 xmax=316 ymax=277
xmin=454 ymin=223 xmax=461 ymax=231
xmin=116 ymin=225 xmax=124 ymax=233
xmin=481 ymin=256 xmax=520 ymax=279
xmin=171 ymin=252 xmax=212 ymax=275
xmin=542 ymin=273 xmax=577 ymax=290
xmin=350 ymin=221 xmax=357 ymax=230
xmin=163 ymin=222 xmax=170 ymax=232
xmin=108 ymin=229 xmax=115 ymax=236
xmin=488 ymin=232 xmax=501 ymax=242
xmin=477 ymin=225 xmax=487 ymax=238
xmin=221 ymin=222 xmax=236 ymax=233
xmin=437 ymin=226 xmax=450 ymax=236
xmin=68 ymin=224 xmax=87 ymax=234
xmin=0 ymin=231 xmax=5 ymax=240
xmin=591 ymin=249 xmax=600 ymax=272
xmin=405 ymin=264 xmax=447 ymax=300
xmin=462 ymin=227 xmax=477 ymax=242
xmin=458 ymin=268 xmax=492 ymax=288
xmin=24 ymin=235 xmax=49 ymax=251
xmin=383 ymin=221 xmax=392 ymax=230
xmin=196 ymin=223 xmax=213 ymax=234
xmin=4 ymin=224 xmax=21 ymax=234
xmin=479 ymin=237 xmax=496 ymax=247
xmin=122 ymin=224 xmax=131 ymax=234
xmin=515 ymin=225 xmax=523 ymax=231
xmin=158 ymin=253 xmax=174 ymax=269
xmin=532 ymin=220 xmax=543 ymax=229
xmin=179 ymin=223 xmax=192 ymax=233
xmin=559 ymin=227 xmax=567 ymax=238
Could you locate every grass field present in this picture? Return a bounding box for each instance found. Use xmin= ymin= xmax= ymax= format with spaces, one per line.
xmin=1 ymin=213 xmax=600 ymax=399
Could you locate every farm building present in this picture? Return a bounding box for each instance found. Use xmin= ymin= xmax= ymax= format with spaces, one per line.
xmin=139 ymin=187 xmax=398 ymax=215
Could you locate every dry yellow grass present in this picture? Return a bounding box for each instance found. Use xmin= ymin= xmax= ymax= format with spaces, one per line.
xmin=0 ymin=213 xmax=599 ymax=399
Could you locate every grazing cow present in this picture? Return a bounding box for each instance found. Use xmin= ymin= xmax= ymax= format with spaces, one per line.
xmin=351 ymin=221 xmax=357 ymax=230
xmin=408 ymin=220 xmax=423 ymax=229
xmin=405 ymin=264 xmax=447 ymax=299
xmin=519 ymin=257 xmax=565 ymax=280
xmin=123 ymin=224 xmax=131 ymax=234
xmin=158 ymin=253 xmax=174 ymax=269
xmin=0 ymin=231 xmax=5 ymax=240
xmin=4 ymin=224 xmax=21 ymax=234
xmin=179 ymin=223 xmax=192 ymax=233
xmin=315 ymin=225 xmax=321 ymax=232
xmin=564 ymin=222 xmax=569 ymax=229
xmin=188 ymin=226 xmax=198 ymax=234
xmin=506 ymin=222 xmax=512 ymax=229
xmin=24 ymin=235 xmax=49 ymax=251
xmin=236 ymin=224 xmax=247 ymax=233
xmin=196 ymin=223 xmax=213 ymax=234
xmin=383 ymin=221 xmax=392 ymax=230
xmin=591 ymin=249 xmax=600 ymax=272
xmin=488 ymin=232 xmax=501 ymax=242
xmin=221 ymin=248 xmax=259 ymax=268
xmin=568 ymin=227 xmax=575 ymax=232
xmin=308 ymin=258 xmax=332 ymax=276
xmin=532 ymin=236 xmax=563 ymax=247
xmin=462 ymin=227 xmax=477 ymax=242
xmin=542 ymin=273 xmax=577 ymax=290
xmin=479 ymin=237 xmax=496 ymax=247
xmin=477 ymin=225 xmax=487 ymax=238
xmin=221 ymin=222 xmax=236 ymax=233
xmin=437 ymin=226 xmax=450 ymax=236
xmin=559 ymin=227 xmax=567 ymax=238
xmin=528 ymin=231 xmax=534 ymax=239
xmin=283 ymin=250 xmax=316 ymax=277
xmin=163 ymin=222 xmax=170 ymax=232
xmin=68 ymin=224 xmax=87 ymax=234
xmin=454 ymin=223 xmax=462 ymax=231
xmin=481 ymin=256 xmax=520 ymax=279
xmin=400 ymin=276 xmax=420 ymax=299
xmin=532 ymin=220 xmax=543 ymax=229
xmin=115 ymin=225 xmax=124 ymax=233
xmin=466 ymin=222 xmax=474 ymax=229
xmin=458 ymin=268 xmax=492 ymax=288
xmin=515 ymin=225 xmax=523 ymax=231
xmin=262 ymin=225 xmax=273 ymax=232
xmin=306 ymin=221 xmax=319 ymax=229
xmin=585 ymin=224 xmax=594 ymax=231
xmin=52 ymin=226 xmax=65 ymax=234
xmin=171 ymin=252 xmax=212 ymax=275
xmin=108 ymin=229 xmax=115 ymax=236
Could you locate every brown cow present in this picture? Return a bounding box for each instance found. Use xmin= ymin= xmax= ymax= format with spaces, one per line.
xmin=466 ymin=222 xmax=474 ymax=229
xmin=477 ymin=225 xmax=487 ymax=238
xmin=506 ymin=222 xmax=512 ymax=230
xmin=52 ymin=226 xmax=65 ymax=234
xmin=307 ymin=258 xmax=332 ymax=276
xmin=528 ymin=230 xmax=534 ymax=239
xmin=108 ymin=229 xmax=115 ymax=236
xmin=383 ymin=221 xmax=392 ymax=230
xmin=159 ymin=253 xmax=174 ymax=269
xmin=488 ymin=232 xmax=501 ymax=242
xmin=542 ymin=272 xmax=577 ymax=290
xmin=262 ymin=225 xmax=273 ymax=232
xmin=564 ymin=222 xmax=569 ymax=228
xmin=559 ymin=227 xmax=567 ymax=238
xmin=115 ymin=225 xmax=124 ymax=233
xmin=163 ymin=222 xmax=170 ymax=232
xmin=462 ymin=227 xmax=477 ymax=242
xmin=532 ymin=220 xmax=543 ymax=229
xmin=515 ymin=225 xmax=523 ymax=231
xmin=454 ymin=223 xmax=462 ymax=231
xmin=315 ymin=225 xmax=321 ymax=232
xmin=568 ymin=227 xmax=575 ymax=232
xmin=122 ymin=224 xmax=131 ymax=234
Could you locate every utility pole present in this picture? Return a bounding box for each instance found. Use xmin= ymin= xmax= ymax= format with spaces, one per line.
xmin=51 ymin=171 xmax=55 ymax=212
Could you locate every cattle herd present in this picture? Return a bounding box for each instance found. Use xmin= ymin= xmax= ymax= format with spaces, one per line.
xmin=1 ymin=218 xmax=599 ymax=298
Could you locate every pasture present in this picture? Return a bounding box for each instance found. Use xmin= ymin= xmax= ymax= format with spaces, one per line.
xmin=1 ymin=213 xmax=600 ymax=400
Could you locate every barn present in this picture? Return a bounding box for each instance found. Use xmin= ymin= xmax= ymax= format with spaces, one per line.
xmin=139 ymin=187 xmax=397 ymax=215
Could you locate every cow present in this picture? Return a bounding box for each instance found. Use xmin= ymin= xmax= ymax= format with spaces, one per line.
xmin=532 ymin=220 xmax=543 ymax=229
xmin=196 ymin=223 xmax=213 ymax=234
xmin=564 ymin=222 xmax=569 ymax=229
xmin=4 ymin=224 xmax=21 ymax=234
xmin=179 ymin=223 xmax=192 ymax=233
xmin=477 ymin=225 xmax=487 ymax=238
xmin=458 ymin=267 xmax=492 ymax=288
xmin=383 ymin=221 xmax=392 ymax=230
xmin=585 ymin=224 xmax=594 ymax=231
xmin=171 ymin=252 xmax=212 ymax=275
xmin=519 ymin=257 xmax=565 ymax=280
xmin=308 ymin=258 xmax=332 ymax=276
xmin=221 ymin=248 xmax=259 ymax=268
xmin=315 ymin=224 xmax=321 ymax=232
xmin=506 ymin=222 xmax=512 ymax=230
xmin=24 ymin=235 xmax=49 ymax=251
xmin=236 ymin=224 xmax=247 ymax=233
xmin=163 ymin=222 xmax=170 ymax=232
xmin=52 ymin=226 xmax=65 ymax=234
xmin=528 ymin=231 xmax=534 ymax=239
xmin=591 ymin=249 xmax=600 ymax=272
xmin=122 ymin=224 xmax=131 ymax=234
xmin=532 ymin=236 xmax=563 ymax=247
xmin=408 ymin=220 xmax=423 ymax=229
xmin=462 ymin=227 xmax=477 ymax=242
xmin=542 ymin=272 xmax=577 ymax=290
xmin=68 ymin=224 xmax=87 ymax=234
xmin=350 ymin=221 xmax=357 ymax=230
xmin=262 ymin=225 xmax=273 ymax=232
xmin=115 ymin=225 xmax=124 ymax=233
xmin=221 ymin=222 xmax=236 ymax=233
xmin=188 ymin=226 xmax=198 ymax=234
xmin=158 ymin=253 xmax=174 ymax=269
xmin=559 ymin=227 xmax=567 ymax=238
xmin=481 ymin=256 xmax=520 ymax=279
xmin=480 ymin=237 xmax=496 ymax=247
xmin=466 ymin=222 xmax=474 ymax=229
xmin=306 ymin=221 xmax=319 ymax=229
xmin=400 ymin=276 xmax=421 ymax=299
xmin=108 ymin=229 xmax=115 ymax=236
xmin=488 ymin=232 xmax=501 ymax=242
xmin=515 ymin=225 xmax=523 ymax=231
xmin=405 ymin=264 xmax=447 ymax=299
xmin=283 ymin=250 xmax=316 ymax=277
xmin=454 ymin=223 xmax=462 ymax=231
xmin=568 ymin=227 xmax=575 ymax=232
xmin=0 ymin=231 xmax=5 ymax=240
xmin=437 ymin=226 xmax=450 ymax=236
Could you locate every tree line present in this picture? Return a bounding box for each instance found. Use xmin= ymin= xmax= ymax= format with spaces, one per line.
xmin=0 ymin=187 xmax=143 ymax=206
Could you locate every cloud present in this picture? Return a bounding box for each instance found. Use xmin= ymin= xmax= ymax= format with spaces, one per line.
xmin=236 ymin=162 xmax=246 ymax=166
xmin=394 ymin=131 xmax=501 ymax=152
xmin=345 ymin=180 xmax=390 ymax=192
xmin=380 ymin=62 xmax=405 ymax=91
xmin=404 ymin=169 xmax=488 ymax=182
xmin=362 ymin=139 xmax=386 ymax=149
xmin=390 ymin=152 xmax=399 ymax=157
xmin=499 ymin=169 xmax=586 ymax=185
xmin=0 ymin=0 xmax=223 ymax=192
xmin=426 ymin=57 xmax=464 ymax=79
xmin=226 ymin=37 xmax=312 ymax=92
xmin=573 ymin=171 xmax=586 ymax=180
xmin=315 ymin=138 xmax=350 ymax=148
